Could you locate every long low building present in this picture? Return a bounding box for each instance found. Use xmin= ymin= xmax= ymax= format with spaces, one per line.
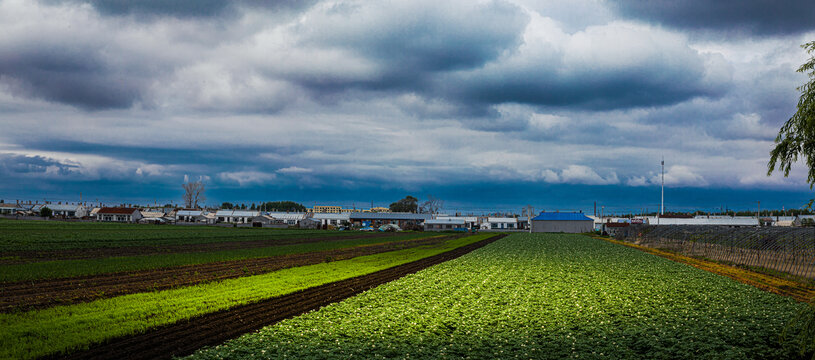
xmin=645 ymin=216 xmax=758 ymax=227
xmin=531 ymin=212 xmax=594 ymax=233
xmin=424 ymin=218 xmax=467 ymax=231
xmin=349 ymin=212 xmax=431 ymax=229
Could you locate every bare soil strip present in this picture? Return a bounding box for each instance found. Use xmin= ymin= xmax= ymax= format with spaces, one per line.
xmin=599 ymin=236 xmax=815 ymax=302
xmin=0 ymin=232 xmax=403 ymax=264
xmin=47 ymin=234 xmax=505 ymax=360
xmin=0 ymin=235 xmax=461 ymax=312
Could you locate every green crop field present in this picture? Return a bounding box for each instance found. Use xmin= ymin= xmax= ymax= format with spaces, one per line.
xmin=0 ymin=233 xmax=494 ymax=359
xmin=0 ymin=232 xmax=439 ymax=282
xmin=0 ymin=219 xmax=372 ymax=251
xmin=186 ymin=233 xmax=807 ymax=360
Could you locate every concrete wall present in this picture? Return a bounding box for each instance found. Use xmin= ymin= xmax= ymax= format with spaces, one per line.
xmin=531 ymin=220 xmax=593 ymax=233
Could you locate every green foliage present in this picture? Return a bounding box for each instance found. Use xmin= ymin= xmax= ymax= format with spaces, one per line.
xmin=389 ymin=195 xmax=418 ymax=213
xmin=187 ymin=234 xmax=804 ymax=360
xmin=783 ymin=298 xmax=815 ymax=359
xmin=769 ymin=41 xmax=815 ymax=188
xmin=0 ymin=233 xmax=439 ymax=282
xmin=0 ymin=234 xmax=491 ymax=359
xmin=221 ymin=202 xmax=234 ymax=209
xmin=38 ymin=207 xmax=52 ymax=218
xmin=259 ymin=201 xmax=307 ymax=212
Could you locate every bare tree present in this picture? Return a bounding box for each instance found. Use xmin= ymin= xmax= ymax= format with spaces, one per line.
xmin=182 ymin=179 xmax=206 ymax=209
xmin=420 ymin=195 xmax=444 ymax=214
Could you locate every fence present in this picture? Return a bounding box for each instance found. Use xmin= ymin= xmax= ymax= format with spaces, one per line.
xmin=614 ymin=225 xmax=815 ymax=280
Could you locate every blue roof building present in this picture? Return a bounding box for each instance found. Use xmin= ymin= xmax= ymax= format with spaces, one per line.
xmin=531 ymin=211 xmax=594 ymax=233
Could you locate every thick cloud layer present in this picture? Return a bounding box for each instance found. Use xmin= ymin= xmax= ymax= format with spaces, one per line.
xmin=612 ymin=0 xmax=815 ymax=36
xmin=0 ymin=0 xmax=814 ymax=210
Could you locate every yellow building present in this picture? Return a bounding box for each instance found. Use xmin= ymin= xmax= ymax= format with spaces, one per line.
xmin=312 ymin=205 xmax=342 ymax=213
xmin=370 ymin=207 xmax=391 ymax=213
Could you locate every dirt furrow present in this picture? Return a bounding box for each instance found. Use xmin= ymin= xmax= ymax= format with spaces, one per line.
xmin=48 ymin=234 xmax=505 ymax=360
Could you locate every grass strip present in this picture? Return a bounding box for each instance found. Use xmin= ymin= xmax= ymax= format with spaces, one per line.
xmin=0 ymin=233 xmax=437 ymax=282
xmin=596 ymin=235 xmax=815 ymax=302
xmin=0 ymin=233 xmax=493 ymax=360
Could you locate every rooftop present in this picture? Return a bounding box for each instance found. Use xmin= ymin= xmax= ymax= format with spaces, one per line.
xmin=532 ymin=212 xmax=593 ymax=221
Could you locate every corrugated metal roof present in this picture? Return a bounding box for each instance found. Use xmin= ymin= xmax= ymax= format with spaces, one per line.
xmin=311 ymin=213 xmax=350 ymax=220
xmin=436 ymin=216 xmax=478 ymax=222
xmin=425 ymin=218 xmax=466 ymax=225
xmin=488 ymin=217 xmax=518 ymax=223
xmin=215 ymin=210 xmax=260 ymax=217
xmin=350 ymin=212 xmax=432 ymax=220
xmin=31 ymin=204 xmax=84 ymax=212
xmin=646 ymin=216 xmax=758 ymax=226
xmin=267 ymin=212 xmax=307 ymax=220
xmin=177 ymin=210 xmax=203 ymax=216
xmin=532 ymin=212 xmax=593 ymax=221
xmin=98 ymin=207 xmax=139 ymax=214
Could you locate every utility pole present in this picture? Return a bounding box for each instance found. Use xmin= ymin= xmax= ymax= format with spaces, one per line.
xmin=660 ymin=157 xmax=664 ymax=216
xmin=757 ymin=201 xmax=761 ymax=226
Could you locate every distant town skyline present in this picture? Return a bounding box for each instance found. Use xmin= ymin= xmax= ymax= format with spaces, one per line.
xmin=2 ymin=1 xmax=815 ymax=212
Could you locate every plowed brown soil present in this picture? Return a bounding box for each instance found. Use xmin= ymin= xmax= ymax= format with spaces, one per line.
xmin=1 ymin=232 xmax=403 ymax=263
xmin=1 ymin=235 xmax=460 ymax=312
xmin=47 ymin=234 xmax=505 ymax=360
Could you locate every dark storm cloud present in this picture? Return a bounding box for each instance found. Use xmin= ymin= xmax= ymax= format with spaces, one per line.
xmin=49 ymin=0 xmax=318 ymax=18
xmin=611 ymin=0 xmax=815 ymax=36
xmin=0 ymin=45 xmax=145 ymax=110
xmin=286 ymin=1 xmax=528 ymax=95
xmin=0 ymin=154 xmax=79 ymax=176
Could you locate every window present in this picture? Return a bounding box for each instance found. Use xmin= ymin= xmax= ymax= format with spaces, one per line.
xmin=491 ymin=223 xmax=498 ymax=229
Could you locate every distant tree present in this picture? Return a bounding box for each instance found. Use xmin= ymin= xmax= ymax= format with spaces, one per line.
xmin=0 ymin=199 xmax=4 ymax=203
xmin=221 ymin=202 xmax=234 ymax=209
xmin=261 ymin=201 xmax=307 ymax=212
xmin=40 ymin=206 xmax=52 ymax=218
xmin=250 ymin=203 xmax=257 ymax=210
xmin=163 ymin=203 xmax=173 ymax=208
xmin=240 ymin=204 xmax=247 ymax=210
xmin=182 ymin=180 xmax=206 ymax=208
xmin=419 ymin=195 xmax=444 ymax=214
xmin=389 ymin=196 xmax=418 ymax=213
xmin=769 ymin=41 xmax=815 ymax=208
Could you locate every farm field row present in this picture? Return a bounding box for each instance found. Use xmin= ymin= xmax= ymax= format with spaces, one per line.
xmin=0 ymin=219 xmax=372 ymax=251
xmin=0 ymin=233 xmax=441 ymax=282
xmin=0 ymin=233 xmax=496 ymax=359
xmin=187 ymin=233 xmax=806 ymax=360
xmin=0 ymin=234 xmax=458 ymax=311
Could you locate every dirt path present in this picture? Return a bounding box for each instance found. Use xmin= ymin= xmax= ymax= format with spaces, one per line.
xmin=0 ymin=232 xmax=405 ymax=264
xmin=598 ymin=236 xmax=815 ymax=302
xmin=47 ymin=234 xmax=505 ymax=360
xmin=1 ymin=235 xmax=460 ymax=312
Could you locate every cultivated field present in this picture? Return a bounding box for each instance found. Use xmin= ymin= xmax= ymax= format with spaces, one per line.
xmin=188 ymin=234 xmax=807 ymax=359
xmin=0 ymin=221 xmax=809 ymax=359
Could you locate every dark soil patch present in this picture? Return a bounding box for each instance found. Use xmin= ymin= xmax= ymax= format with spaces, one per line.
xmin=46 ymin=234 xmax=505 ymax=360
xmin=1 ymin=235 xmax=461 ymax=312
xmin=0 ymin=232 xmax=404 ymax=264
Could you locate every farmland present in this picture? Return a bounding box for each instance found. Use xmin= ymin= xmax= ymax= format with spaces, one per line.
xmin=1 ymin=222 xmax=810 ymax=360
xmin=188 ymin=233 xmax=807 ymax=360
xmin=0 ymin=223 xmax=497 ymax=360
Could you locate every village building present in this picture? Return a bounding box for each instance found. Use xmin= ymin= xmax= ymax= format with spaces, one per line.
xmin=176 ymin=209 xmax=204 ymax=222
xmin=0 ymin=203 xmax=27 ymax=215
xmin=424 ymin=218 xmax=467 ymax=231
xmin=312 ymin=213 xmax=350 ymax=227
xmin=31 ymin=203 xmax=88 ymax=218
xmin=267 ymin=212 xmax=307 ymax=226
xmin=482 ymin=217 xmax=518 ymax=230
xmin=531 ymin=212 xmax=594 ymax=233
xmin=96 ymin=207 xmax=142 ymax=223
xmin=349 ymin=212 xmax=431 ymax=229
xmin=215 ymin=210 xmax=259 ymax=223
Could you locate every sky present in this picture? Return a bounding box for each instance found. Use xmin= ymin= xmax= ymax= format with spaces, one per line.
xmin=1 ymin=0 xmax=815 ymax=214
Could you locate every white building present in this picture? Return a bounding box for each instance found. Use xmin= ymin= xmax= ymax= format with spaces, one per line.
xmin=216 ymin=210 xmax=260 ymax=223
xmin=97 ymin=207 xmax=142 ymax=223
xmin=434 ymin=216 xmax=479 ymax=229
xmin=31 ymin=203 xmax=88 ymax=218
xmin=424 ymin=218 xmax=467 ymax=231
xmin=646 ymin=216 xmax=759 ymax=227
xmin=267 ymin=212 xmax=308 ymax=226
xmin=176 ymin=210 xmax=204 ymax=222
xmin=482 ymin=217 xmax=518 ymax=230
xmin=311 ymin=213 xmax=350 ymax=227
